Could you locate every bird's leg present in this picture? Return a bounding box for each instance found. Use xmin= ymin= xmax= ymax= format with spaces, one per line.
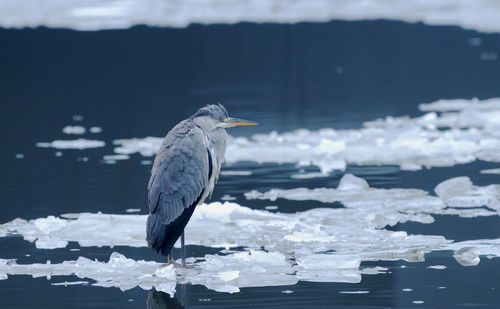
xmin=181 ymin=230 xmax=186 ymax=267
xmin=168 ymin=251 xmax=174 ymax=264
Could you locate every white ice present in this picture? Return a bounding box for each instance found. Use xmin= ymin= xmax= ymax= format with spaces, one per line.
xmin=481 ymin=168 xmax=500 ymax=174
xmin=0 ymin=252 xmax=177 ymax=296
xmin=62 ymin=125 xmax=86 ymax=135
xmin=445 ymin=238 xmax=500 ymax=266
xmin=89 ymin=126 xmax=103 ymax=134
xmin=36 ymin=139 xmax=105 ymax=150
xmin=1 ymin=174 xmax=498 ymax=292
xmin=110 ymin=97 xmax=500 ymax=175
xmin=2 ymin=0 xmax=500 ymax=33
xmin=102 ymin=154 xmax=131 ymax=164
xmin=246 ymin=174 xmax=500 ymax=219
xmin=0 ymin=199 xmax=451 ymax=292
xmin=434 ymin=176 xmax=500 ymax=211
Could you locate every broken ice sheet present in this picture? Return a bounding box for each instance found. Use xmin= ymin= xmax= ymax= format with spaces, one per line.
xmin=0 ymin=199 xmax=450 ymax=269
xmin=182 ymin=250 xmax=297 ymax=293
xmin=0 ymin=252 xmax=176 ymax=296
xmin=246 ymin=174 xmax=500 ymax=219
xmin=434 ymin=176 xmax=500 ymax=210
xmin=442 ymin=238 xmax=500 ymax=266
xmin=1 ymin=173 xmax=499 ymax=291
xmin=36 ymin=139 xmax=105 ymax=150
xmin=62 ymin=125 xmax=86 ymax=135
xmin=111 ymin=97 xmax=500 ymax=174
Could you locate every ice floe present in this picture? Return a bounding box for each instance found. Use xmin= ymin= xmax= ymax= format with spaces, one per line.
xmin=110 ymin=98 xmax=500 ymax=174
xmin=62 ymin=125 xmax=86 ymax=135
xmin=36 ymin=139 xmax=105 ymax=150
xmin=246 ymin=174 xmax=500 ymax=219
xmin=89 ymin=126 xmax=103 ymax=134
xmin=113 ymin=137 xmax=161 ymax=157
xmin=480 ymin=168 xmax=500 ymax=174
xmin=434 ymin=176 xmax=500 ymax=211
xmin=0 ymin=196 xmax=452 ymax=292
xmin=2 ymin=0 xmax=500 ymax=33
xmin=102 ymin=154 xmax=131 ymax=164
xmin=1 ymin=173 xmax=498 ymax=293
xmin=0 ymin=252 xmax=177 ymax=296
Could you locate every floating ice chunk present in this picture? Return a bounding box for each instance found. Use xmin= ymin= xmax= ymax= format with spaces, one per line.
xmin=419 ymin=97 xmax=500 ymax=112
xmin=15 ymin=153 xmax=24 ymax=159
xmin=36 ymin=237 xmax=68 ymax=249
xmin=434 ymin=176 xmax=500 ymax=208
xmin=337 ymin=173 xmax=369 ymax=191
xmin=0 ymin=213 xmax=147 ymax=248
xmin=184 ymin=250 xmax=296 ymax=293
xmin=480 ymin=168 xmax=500 ymax=174
xmin=102 ymin=154 xmax=130 ymax=164
xmin=0 ymin=200 xmax=451 ymax=277
xmin=113 ymin=137 xmax=162 ymax=157
xmin=62 ymin=125 xmax=86 ymax=135
xmin=453 ymin=247 xmax=481 ymax=266
xmin=34 ymin=215 xmax=67 ymax=233
xmin=361 ymin=266 xmax=388 ymax=275
xmin=246 ymin=174 xmax=444 ymax=225
xmin=445 ymin=238 xmax=500 ymax=259
xmin=427 ymin=265 xmax=446 ymax=270
xmin=339 ymin=290 xmax=369 ymax=294
xmin=220 ymin=194 xmax=236 ymax=201
xmin=89 ymin=127 xmax=103 ymax=133
xmin=413 ymin=300 xmax=424 ymax=304
xmin=36 ymin=139 xmax=105 ymax=150
xmin=51 ymin=280 xmax=89 ymax=286
xmin=248 ymin=174 xmax=500 ymax=220
xmin=107 ymin=98 xmax=500 ymax=173
xmin=0 ymin=252 xmax=176 ymax=296
xmin=125 ymin=208 xmax=141 ymax=213
xmin=294 ymin=254 xmax=361 ymax=283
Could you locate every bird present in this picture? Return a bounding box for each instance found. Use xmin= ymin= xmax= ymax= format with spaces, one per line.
xmin=146 ymin=104 xmax=257 ymax=266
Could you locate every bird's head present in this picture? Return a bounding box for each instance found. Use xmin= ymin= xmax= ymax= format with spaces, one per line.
xmin=192 ymin=104 xmax=257 ymax=130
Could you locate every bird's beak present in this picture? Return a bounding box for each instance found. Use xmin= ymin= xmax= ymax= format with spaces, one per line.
xmin=221 ymin=117 xmax=258 ymax=128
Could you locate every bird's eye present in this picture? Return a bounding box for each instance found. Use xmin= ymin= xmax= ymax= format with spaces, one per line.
xmin=218 ymin=117 xmax=223 ymax=122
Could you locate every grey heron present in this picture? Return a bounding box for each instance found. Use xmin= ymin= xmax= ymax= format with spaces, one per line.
xmin=146 ymin=104 xmax=256 ymax=266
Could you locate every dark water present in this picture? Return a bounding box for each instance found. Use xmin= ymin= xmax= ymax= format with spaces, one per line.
xmin=1 ymin=20 xmax=500 ymax=308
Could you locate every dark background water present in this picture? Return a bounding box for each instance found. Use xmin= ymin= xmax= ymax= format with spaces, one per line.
xmin=0 ymin=20 xmax=499 ymax=308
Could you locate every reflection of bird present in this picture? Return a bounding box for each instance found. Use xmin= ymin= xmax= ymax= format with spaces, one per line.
xmin=146 ymin=104 xmax=256 ymax=266
xmin=147 ymin=289 xmax=184 ymax=309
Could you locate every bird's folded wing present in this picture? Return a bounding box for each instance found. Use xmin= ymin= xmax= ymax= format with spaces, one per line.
xmin=147 ymin=128 xmax=209 ymax=225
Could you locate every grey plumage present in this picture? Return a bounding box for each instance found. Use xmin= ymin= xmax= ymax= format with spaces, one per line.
xmin=146 ymin=104 xmax=256 ymax=259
